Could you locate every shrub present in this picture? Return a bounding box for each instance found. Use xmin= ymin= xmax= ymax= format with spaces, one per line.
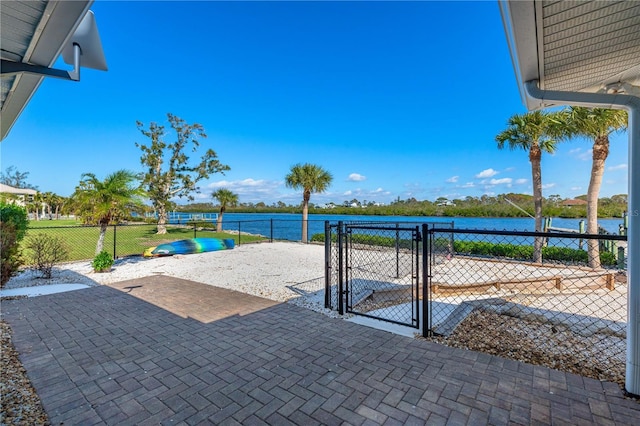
xmin=599 ymin=251 xmax=617 ymax=267
xmin=92 ymin=250 xmax=113 ymax=272
xmin=310 ymin=233 xmax=326 ymax=243
xmin=0 ymin=202 xmax=28 ymax=240
xmin=0 ymin=223 xmax=23 ymax=287
xmin=0 ymin=203 xmax=28 ymax=287
xmin=25 ymin=233 xmax=70 ymax=279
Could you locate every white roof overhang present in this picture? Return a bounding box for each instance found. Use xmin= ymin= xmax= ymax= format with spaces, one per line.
xmin=500 ymin=0 xmax=640 ymax=110
xmin=0 ymin=183 xmax=37 ymax=195
xmin=0 ymin=0 xmax=94 ymax=140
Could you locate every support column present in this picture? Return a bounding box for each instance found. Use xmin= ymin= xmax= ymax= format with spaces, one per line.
xmin=627 ymin=105 xmax=640 ymax=396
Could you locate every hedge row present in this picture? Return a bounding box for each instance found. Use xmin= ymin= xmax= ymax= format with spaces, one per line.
xmin=452 ymin=240 xmax=617 ymax=266
xmin=310 ymin=232 xmax=414 ymax=249
xmin=311 ymin=232 xmax=618 ymax=266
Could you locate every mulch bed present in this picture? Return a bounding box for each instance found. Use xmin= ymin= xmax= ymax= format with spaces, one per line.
xmin=0 ymin=320 xmax=50 ymax=425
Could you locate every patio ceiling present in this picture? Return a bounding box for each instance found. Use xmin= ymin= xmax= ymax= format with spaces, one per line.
xmin=0 ymin=0 xmax=93 ymax=140
xmin=500 ymin=0 xmax=640 ymax=110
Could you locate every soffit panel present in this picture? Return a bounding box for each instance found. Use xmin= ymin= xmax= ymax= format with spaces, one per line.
xmin=540 ymin=0 xmax=640 ymax=92
xmin=0 ymin=0 xmax=93 ymax=140
xmin=0 ymin=1 xmax=48 ymax=62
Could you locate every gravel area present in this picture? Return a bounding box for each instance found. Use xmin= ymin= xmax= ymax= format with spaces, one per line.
xmin=421 ymin=309 xmax=627 ymax=386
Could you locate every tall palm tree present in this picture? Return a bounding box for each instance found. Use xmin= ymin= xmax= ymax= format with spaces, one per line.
xmin=71 ymin=170 xmax=145 ymax=255
xmin=496 ymin=110 xmax=562 ymax=263
xmin=285 ymin=163 xmax=333 ymax=243
xmin=212 ymin=188 xmax=238 ymax=232
xmin=41 ymin=191 xmax=57 ymax=219
xmin=561 ymin=107 xmax=628 ymax=268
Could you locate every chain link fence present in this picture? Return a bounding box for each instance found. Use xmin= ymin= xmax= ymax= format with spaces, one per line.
xmin=426 ymin=227 xmax=627 ymax=384
xmin=325 ymin=222 xmax=628 ymax=385
xmin=22 ymin=222 xmax=255 ymax=263
xmin=324 ymin=220 xmax=453 ymax=317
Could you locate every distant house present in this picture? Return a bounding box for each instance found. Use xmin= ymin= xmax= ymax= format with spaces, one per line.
xmin=0 ymin=183 xmax=37 ymax=206
xmin=562 ymin=198 xmax=587 ymax=207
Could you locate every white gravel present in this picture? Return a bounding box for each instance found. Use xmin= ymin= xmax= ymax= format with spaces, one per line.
xmin=3 ymin=241 xmax=338 ymax=316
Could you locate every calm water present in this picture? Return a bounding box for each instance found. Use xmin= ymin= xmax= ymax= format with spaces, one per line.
xmin=176 ymin=212 xmax=626 ymax=242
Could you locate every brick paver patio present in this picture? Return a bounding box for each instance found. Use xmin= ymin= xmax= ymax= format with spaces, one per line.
xmin=2 ymin=276 xmax=639 ymax=425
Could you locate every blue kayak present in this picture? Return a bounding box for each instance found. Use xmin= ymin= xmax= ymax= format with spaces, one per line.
xmin=143 ymin=238 xmax=235 ymax=257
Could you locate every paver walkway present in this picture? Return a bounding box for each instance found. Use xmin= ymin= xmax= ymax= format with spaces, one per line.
xmin=2 ymin=276 xmax=639 ymax=425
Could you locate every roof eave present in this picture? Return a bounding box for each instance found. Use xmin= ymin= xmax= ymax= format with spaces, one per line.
xmin=0 ymin=0 xmax=94 ymax=141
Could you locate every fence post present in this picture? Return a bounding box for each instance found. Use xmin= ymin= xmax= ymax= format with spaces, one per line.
xmin=619 ymin=245 xmax=626 ymax=269
xmin=270 ymin=218 xmax=273 ymax=243
xmin=337 ymin=221 xmax=344 ymax=315
xmin=414 ymin=225 xmax=420 ymax=330
xmin=395 ymin=223 xmax=400 ymax=279
xmin=422 ymin=224 xmax=430 ymax=338
xmin=238 ymin=221 xmax=242 ymax=246
xmin=324 ymin=221 xmax=331 ymax=309
xmin=193 ymin=223 xmax=196 ymax=238
xmin=113 ymin=224 xmax=117 ymax=260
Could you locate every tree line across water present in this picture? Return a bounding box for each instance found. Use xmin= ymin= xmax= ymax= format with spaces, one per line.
xmin=177 ymin=192 xmax=628 ymax=219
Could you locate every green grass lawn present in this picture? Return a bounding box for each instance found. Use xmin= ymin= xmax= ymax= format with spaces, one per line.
xmin=22 ymin=222 xmax=265 ymax=263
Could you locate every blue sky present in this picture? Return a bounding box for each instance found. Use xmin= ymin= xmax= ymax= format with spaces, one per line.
xmin=1 ymin=1 xmax=629 ymax=206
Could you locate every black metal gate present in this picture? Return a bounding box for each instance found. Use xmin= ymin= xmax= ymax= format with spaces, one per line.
xmin=325 ymin=222 xmax=422 ymax=328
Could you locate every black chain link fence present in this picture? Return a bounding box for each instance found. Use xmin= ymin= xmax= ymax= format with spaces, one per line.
xmin=325 ymin=222 xmax=628 ymax=385
xmin=324 ymin=220 xmax=454 ymax=318
xmin=22 ymin=222 xmax=257 ymax=263
xmin=344 ymin=223 xmax=422 ymax=328
xmin=427 ymin=228 xmax=627 ymax=383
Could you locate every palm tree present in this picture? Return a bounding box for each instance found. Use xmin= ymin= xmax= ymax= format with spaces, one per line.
xmin=285 ymin=163 xmax=333 ymax=243
xmin=496 ymin=110 xmax=562 ymax=263
xmin=40 ymin=191 xmax=57 ymax=219
xmin=561 ymin=107 xmax=628 ymax=268
xmin=71 ymin=170 xmax=145 ymax=255
xmin=212 ymin=188 xmax=238 ymax=232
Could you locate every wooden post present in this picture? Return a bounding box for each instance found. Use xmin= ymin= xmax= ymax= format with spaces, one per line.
xmin=606 ymin=273 xmax=615 ymax=291
xmin=555 ymin=276 xmax=563 ymax=290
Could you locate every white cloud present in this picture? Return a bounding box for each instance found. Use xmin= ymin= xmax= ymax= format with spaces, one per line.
xmin=199 ymin=178 xmax=283 ymax=203
xmin=475 ymin=168 xmax=498 ymax=178
xmin=348 ymin=173 xmax=366 ymax=182
xmin=446 ymin=175 xmax=459 ymax=183
xmin=460 ymin=182 xmax=475 ymax=188
xmin=489 ymin=178 xmax=512 ymax=185
xmin=607 ymin=163 xmax=627 ymax=171
xmin=343 ymin=187 xmax=389 ymax=196
xmin=541 ymin=183 xmax=556 ymax=189
xmin=569 ymin=147 xmax=592 ymax=161
xmin=570 ymin=186 xmax=582 ymax=191
xmin=515 ymin=178 xmax=528 ymax=185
